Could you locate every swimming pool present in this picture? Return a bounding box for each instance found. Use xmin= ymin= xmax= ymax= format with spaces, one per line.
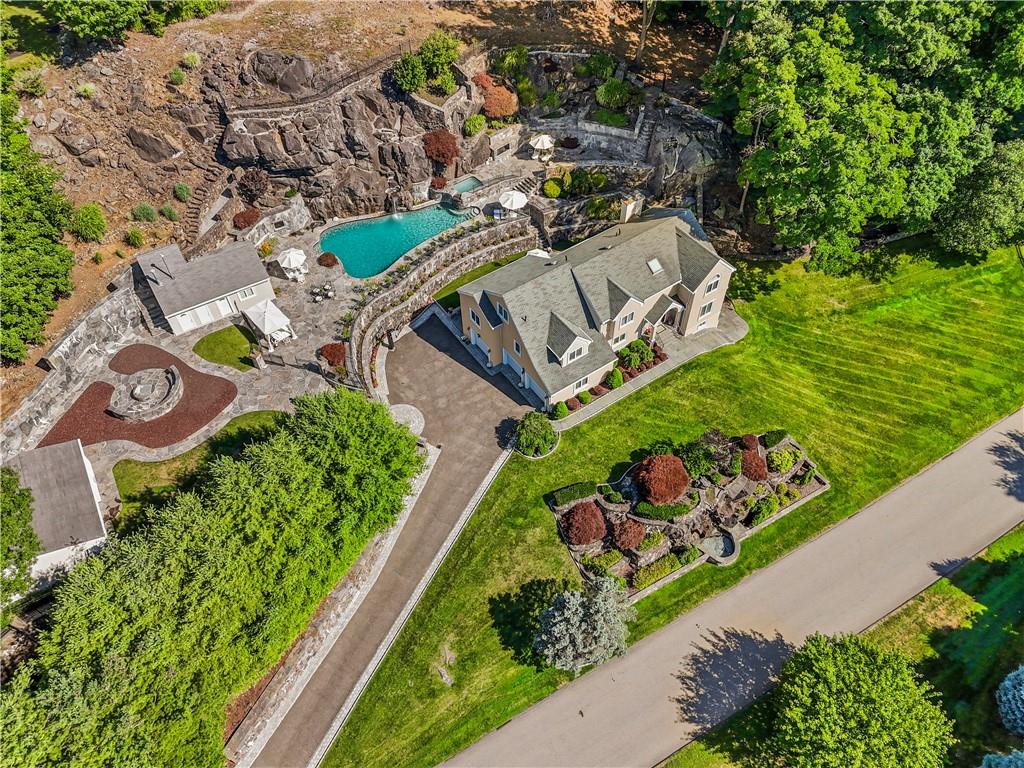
xmin=320 ymin=203 xmax=476 ymax=279
xmin=452 ymin=175 xmax=483 ymax=193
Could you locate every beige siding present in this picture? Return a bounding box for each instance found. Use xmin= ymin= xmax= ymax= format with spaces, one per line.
xmin=680 ymin=263 xmax=732 ymax=335
xmin=547 ymin=359 xmax=618 ymax=405
xmin=167 ymin=279 xmax=274 ymax=335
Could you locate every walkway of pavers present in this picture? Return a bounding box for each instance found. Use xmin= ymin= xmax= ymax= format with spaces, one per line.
xmin=446 ymin=409 xmax=1024 ymax=768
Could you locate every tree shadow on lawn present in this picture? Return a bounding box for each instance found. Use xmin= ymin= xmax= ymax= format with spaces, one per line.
xmin=488 ymin=578 xmax=570 ymax=669
xmin=728 ymin=260 xmax=783 ymax=301
xmin=924 ymin=549 xmax=1024 ymax=763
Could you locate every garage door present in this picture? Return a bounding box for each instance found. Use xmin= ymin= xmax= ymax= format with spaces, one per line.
xmin=471 ymin=329 xmax=490 ymax=357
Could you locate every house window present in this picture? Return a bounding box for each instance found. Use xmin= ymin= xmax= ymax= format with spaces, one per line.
xmin=238 ymin=287 xmax=256 ymax=299
xmin=613 ymin=332 xmax=627 ymax=345
xmin=568 ymin=346 xmax=583 ymax=362
xmin=698 ymin=301 xmax=714 ymax=318
xmin=497 ymin=303 xmax=508 ymax=322
xmin=705 ymin=274 xmax=721 ymax=294
xmin=573 ymin=376 xmax=589 ymax=391
xmin=620 ymin=312 xmax=634 ymax=327
xmin=514 ymin=340 xmax=521 ymax=355
xmin=470 ymin=309 xmax=480 ymax=327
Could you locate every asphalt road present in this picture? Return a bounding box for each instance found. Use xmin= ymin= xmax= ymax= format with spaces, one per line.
xmin=252 ymin=318 xmax=530 ymax=767
xmin=447 ymin=408 xmax=1024 ymax=768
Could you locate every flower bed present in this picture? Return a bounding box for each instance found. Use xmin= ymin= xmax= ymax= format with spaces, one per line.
xmin=547 ymin=429 xmax=830 ymax=599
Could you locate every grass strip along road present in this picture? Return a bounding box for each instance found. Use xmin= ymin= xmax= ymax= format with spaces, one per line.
xmin=326 ymin=241 xmax=1024 ymax=767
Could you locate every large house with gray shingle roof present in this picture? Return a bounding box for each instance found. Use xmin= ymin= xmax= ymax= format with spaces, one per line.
xmin=457 ymin=209 xmax=734 ymax=407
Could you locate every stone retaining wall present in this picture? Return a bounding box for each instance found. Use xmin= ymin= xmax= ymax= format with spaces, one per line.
xmin=235 ymin=194 xmax=313 ymax=245
xmin=349 ymin=219 xmax=537 ymax=392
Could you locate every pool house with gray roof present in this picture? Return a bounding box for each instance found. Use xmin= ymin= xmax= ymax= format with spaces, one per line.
xmin=457 ymin=209 xmax=735 ymax=408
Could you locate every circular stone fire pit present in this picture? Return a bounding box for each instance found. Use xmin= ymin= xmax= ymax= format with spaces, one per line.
xmin=107 ymin=366 xmax=183 ymax=421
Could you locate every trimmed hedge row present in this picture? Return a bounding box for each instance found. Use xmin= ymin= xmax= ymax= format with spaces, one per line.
xmin=634 ymin=492 xmax=699 ymax=521
xmin=636 ymin=530 xmax=665 ymax=552
xmin=581 ymin=549 xmax=622 ymax=576
xmin=552 ymin=481 xmax=598 ymax=507
xmin=632 ymin=551 xmax=682 ymax=589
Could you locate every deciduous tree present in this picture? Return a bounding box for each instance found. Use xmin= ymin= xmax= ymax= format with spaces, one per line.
xmin=0 ymin=468 xmax=40 ymax=620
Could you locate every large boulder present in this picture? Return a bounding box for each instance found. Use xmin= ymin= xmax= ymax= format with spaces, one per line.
xmin=127 ymin=126 xmax=183 ymax=163
xmin=250 ymin=51 xmax=316 ymax=96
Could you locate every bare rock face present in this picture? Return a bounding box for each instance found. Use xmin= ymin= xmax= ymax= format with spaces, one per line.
xmin=221 ymin=89 xmax=432 ymax=219
xmin=249 ymin=51 xmax=317 ymax=96
xmin=127 ymin=126 xmax=184 ymax=163
xmin=646 ymin=104 xmax=732 ymax=201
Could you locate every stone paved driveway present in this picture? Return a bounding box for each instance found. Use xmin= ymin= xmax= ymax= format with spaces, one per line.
xmin=252 ymin=315 xmax=532 ymax=767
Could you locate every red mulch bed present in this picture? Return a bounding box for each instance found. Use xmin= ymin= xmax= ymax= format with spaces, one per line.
xmin=39 ymin=344 xmax=237 ymax=449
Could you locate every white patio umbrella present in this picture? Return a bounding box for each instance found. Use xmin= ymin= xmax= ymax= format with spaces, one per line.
xmin=526 ymin=248 xmax=550 ymax=259
xmin=499 ymin=189 xmax=528 ymax=211
xmin=277 ymin=247 xmax=306 ymax=269
xmin=529 ymin=134 xmax=555 ymax=151
xmin=242 ymin=299 xmax=294 ymax=343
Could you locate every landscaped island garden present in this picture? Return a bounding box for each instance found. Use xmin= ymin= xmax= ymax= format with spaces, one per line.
xmin=552 ymin=430 xmax=827 ymax=597
xmin=323 ymin=240 xmax=1024 ymax=768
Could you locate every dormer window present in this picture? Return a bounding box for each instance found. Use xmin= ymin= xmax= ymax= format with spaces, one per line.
xmin=705 ymin=274 xmax=720 ymax=294
xmin=496 ymin=303 xmax=508 ymax=322
xmin=568 ymin=346 xmax=583 ymax=362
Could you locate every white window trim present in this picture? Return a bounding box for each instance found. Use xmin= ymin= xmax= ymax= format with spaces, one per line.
xmin=470 ymin=309 xmax=480 ymax=327
xmin=620 ymin=311 xmax=635 ymax=327
xmin=613 ymin=332 xmax=627 ymax=346
xmin=568 ymin=346 xmax=583 ymax=362
xmin=573 ymin=376 xmax=589 ymax=391
xmin=698 ymin=301 xmax=714 ymax=318
xmin=238 ymin=286 xmax=256 ymax=299
xmin=705 ymin=275 xmax=721 ymax=295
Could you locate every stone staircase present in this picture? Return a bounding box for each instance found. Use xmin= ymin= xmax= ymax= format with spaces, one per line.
xmin=632 ymin=116 xmax=656 ymax=162
xmin=178 ymin=164 xmax=232 ymax=250
xmin=510 ymin=175 xmax=540 ymax=197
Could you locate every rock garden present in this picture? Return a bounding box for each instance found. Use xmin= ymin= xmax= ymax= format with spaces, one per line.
xmin=549 ymin=429 xmax=829 ymax=598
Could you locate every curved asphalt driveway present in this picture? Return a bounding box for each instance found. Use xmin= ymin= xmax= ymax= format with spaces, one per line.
xmin=253 ymin=317 xmax=530 ymax=767
xmin=447 ymin=409 xmax=1024 ymax=768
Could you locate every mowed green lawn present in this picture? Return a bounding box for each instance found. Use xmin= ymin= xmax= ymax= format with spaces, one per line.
xmin=665 ymin=526 xmax=1024 ymax=768
xmin=326 ymin=242 xmax=1024 ymax=768
xmin=191 ymin=324 xmax=259 ymax=371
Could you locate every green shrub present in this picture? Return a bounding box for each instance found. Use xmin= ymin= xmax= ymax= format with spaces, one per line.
xmin=115 ymin=249 xmax=126 ymax=259
xmin=70 ymin=203 xmax=107 ymax=242
xmin=429 ymin=69 xmax=457 ymax=97
xmin=581 ymin=549 xmax=622 ymax=577
xmin=750 ymin=493 xmax=781 ymax=526
xmin=542 ymin=178 xmax=563 ymax=199
xmin=132 ymin=203 xmax=157 ymax=222
xmin=603 ymin=490 xmax=624 ymax=504
xmin=776 ymin=482 xmax=800 ymax=505
xmin=91 ymin=251 xmax=103 ymax=264
xmin=516 ymin=75 xmax=537 ymax=108
xmin=591 ymin=108 xmax=628 ymax=128
xmin=284 ymin=188 xmax=298 ymax=198
xmin=595 ymin=77 xmax=637 ymax=109
xmin=710 ymin=472 xmax=722 ymax=485
xmin=124 ymin=228 xmax=145 ymax=247
xmin=679 ymin=545 xmax=701 ymax=565
xmin=590 ymin=171 xmax=608 ymax=191
xmin=586 ymin=196 xmax=617 ymax=220
xmin=580 ymin=52 xmax=615 ymax=80
xmin=159 ymin=204 xmax=179 ymax=222
xmin=541 ymin=89 xmax=561 ymax=109
xmin=12 ymin=68 xmax=46 ymax=97
xmin=552 ymin=401 xmax=570 ymax=419
xmin=617 ymin=339 xmax=653 ymax=369
xmin=463 ymin=114 xmax=486 ymax=137
xmin=577 ymin=390 xmax=592 ymax=406
xmin=605 ymin=367 xmax=624 ymax=389
xmin=634 ymin=500 xmax=693 ymax=521
xmin=763 ymin=429 xmax=788 ymax=448
xmin=798 ymin=466 xmax=816 ymax=486
xmin=495 ymin=44 xmax=528 ymax=78
xmin=552 ymin=481 xmax=598 ymax=507
xmin=516 ymin=411 xmax=557 ymax=457
xmin=636 ymin=530 xmax=665 ymax=552
xmin=168 ymin=67 xmax=186 ymax=86
xmin=419 ymin=29 xmax=460 ymax=78
xmin=173 ymin=183 xmax=192 ymax=202
xmin=76 ymin=82 xmax=96 ymax=98
xmin=767 ymin=448 xmax=800 ymax=473
xmin=631 ymin=552 xmax=682 ymax=590
xmin=728 ymin=450 xmax=743 ymax=475
xmin=393 ymin=52 xmax=427 ymax=93
xmin=676 ymin=440 xmax=715 ymax=478
xmin=181 ymin=52 xmax=201 ymax=70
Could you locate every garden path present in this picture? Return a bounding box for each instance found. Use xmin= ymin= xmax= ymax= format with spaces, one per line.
xmin=446 ymin=409 xmax=1024 ymax=768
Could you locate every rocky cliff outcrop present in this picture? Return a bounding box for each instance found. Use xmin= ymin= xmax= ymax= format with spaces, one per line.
xmin=220 ymin=88 xmax=433 ymax=219
xmin=646 ymin=103 xmax=731 ymax=202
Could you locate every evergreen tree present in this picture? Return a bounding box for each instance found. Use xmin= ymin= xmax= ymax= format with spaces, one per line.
xmin=0 ymin=468 xmax=40 ymax=621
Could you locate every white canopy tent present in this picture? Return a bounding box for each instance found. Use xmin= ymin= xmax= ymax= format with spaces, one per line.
xmin=526 ymin=248 xmax=550 ymax=259
xmin=273 ymin=247 xmax=309 ymax=282
xmin=242 ymin=299 xmax=296 ymax=347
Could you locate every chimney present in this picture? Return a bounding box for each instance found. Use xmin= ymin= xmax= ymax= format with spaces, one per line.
xmin=620 ymin=197 xmax=643 ymax=223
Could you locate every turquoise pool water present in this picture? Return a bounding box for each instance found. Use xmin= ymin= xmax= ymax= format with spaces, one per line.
xmin=452 ymin=175 xmax=483 ymax=193
xmin=320 ymin=204 xmax=475 ymax=279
